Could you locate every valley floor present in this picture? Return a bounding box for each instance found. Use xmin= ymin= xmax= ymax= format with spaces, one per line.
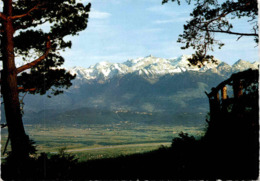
xmin=64 ymin=142 xmax=171 ymax=153
xmin=1 ymin=123 xmax=204 ymax=161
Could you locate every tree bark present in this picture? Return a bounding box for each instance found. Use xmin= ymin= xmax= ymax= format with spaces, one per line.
xmin=1 ymin=0 xmax=29 ymax=160
xmin=233 ymin=80 xmax=243 ymax=99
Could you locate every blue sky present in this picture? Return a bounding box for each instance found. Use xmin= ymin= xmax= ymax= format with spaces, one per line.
xmin=60 ymin=0 xmax=258 ymax=68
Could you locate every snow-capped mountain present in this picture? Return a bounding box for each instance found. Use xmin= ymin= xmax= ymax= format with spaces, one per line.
xmin=231 ymin=59 xmax=259 ymax=72
xmin=69 ymin=55 xmax=258 ymax=82
xmin=4 ymin=54 xmax=257 ymax=125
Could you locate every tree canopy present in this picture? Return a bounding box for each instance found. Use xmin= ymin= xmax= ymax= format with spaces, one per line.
xmin=3 ymin=0 xmax=91 ymax=96
xmin=0 ymin=0 xmax=91 ymax=160
xmin=162 ymin=0 xmax=258 ymax=66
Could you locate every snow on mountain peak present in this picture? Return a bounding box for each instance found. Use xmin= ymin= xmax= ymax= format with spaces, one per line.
xmin=171 ymin=55 xmax=192 ymax=66
xmin=124 ymin=57 xmax=144 ymax=67
xmin=69 ymin=55 xmax=256 ymax=81
xmin=232 ymin=59 xmax=258 ymax=72
xmin=252 ymin=61 xmax=260 ymax=69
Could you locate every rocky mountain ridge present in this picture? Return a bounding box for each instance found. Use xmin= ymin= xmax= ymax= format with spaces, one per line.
xmin=69 ymin=55 xmax=258 ymax=82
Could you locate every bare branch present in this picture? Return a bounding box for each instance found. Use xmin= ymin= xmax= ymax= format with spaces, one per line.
xmin=203 ymin=11 xmax=231 ymax=25
xmin=195 ymin=24 xmax=257 ymax=37
xmin=207 ymin=29 xmax=257 ymax=37
xmin=236 ymin=35 xmax=243 ymax=41
xmin=16 ymin=36 xmax=51 ymax=74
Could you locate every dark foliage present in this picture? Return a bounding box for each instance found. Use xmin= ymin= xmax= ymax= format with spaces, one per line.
xmin=12 ymin=1 xmax=91 ymax=96
xmin=2 ymin=147 xmax=78 ymax=180
xmin=1 ymin=1 xmax=91 ymax=96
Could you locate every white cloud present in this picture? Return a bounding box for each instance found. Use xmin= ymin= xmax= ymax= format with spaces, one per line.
xmin=147 ymin=6 xmax=189 ymax=16
xmin=147 ymin=5 xmax=191 ymax=24
xmin=153 ymin=17 xmax=190 ymax=24
xmin=153 ymin=19 xmax=175 ymax=24
xmin=90 ymin=10 xmax=111 ymax=19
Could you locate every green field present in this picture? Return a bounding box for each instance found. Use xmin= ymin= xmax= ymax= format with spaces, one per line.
xmin=1 ymin=122 xmax=205 ymax=161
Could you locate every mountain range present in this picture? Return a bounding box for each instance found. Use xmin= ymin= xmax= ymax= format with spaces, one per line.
xmin=69 ymin=55 xmax=258 ymax=82
xmin=2 ymin=55 xmax=258 ymax=126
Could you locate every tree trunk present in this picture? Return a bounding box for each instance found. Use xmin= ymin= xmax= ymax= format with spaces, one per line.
xmin=2 ymin=0 xmax=29 ymax=160
xmin=233 ymin=80 xmax=243 ymax=99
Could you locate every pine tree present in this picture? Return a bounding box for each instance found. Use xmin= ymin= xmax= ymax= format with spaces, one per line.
xmin=0 ymin=0 xmax=91 ymax=161
xmin=162 ymin=0 xmax=258 ymax=66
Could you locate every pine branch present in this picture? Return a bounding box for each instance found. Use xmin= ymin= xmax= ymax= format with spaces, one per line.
xmin=207 ymin=29 xmax=257 ymax=37
xmin=14 ymin=19 xmax=48 ymax=31
xmin=11 ymin=3 xmax=43 ymax=20
xmin=18 ymin=87 xmax=37 ymax=92
xmin=16 ymin=36 xmax=51 ymax=74
xmin=194 ymin=23 xmax=257 ymax=37
xmin=0 ymin=12 xmax=7 ymax=21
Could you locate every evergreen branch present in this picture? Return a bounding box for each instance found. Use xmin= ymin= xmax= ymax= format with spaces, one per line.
xmin=206 ymin=29 xmax=258 ymax=37
xmin=18 ymin=87 xmax=36 ymax=92
xmin=0 ymin=12 xmax=7 ymax=21
xmin=14 ymin=19 xmax=48 ymax=31
xmin=193 ymin=23 xmax=257 ymax=38
xmin=16 ymin=36 xmax=51 ymax=74
xmin=10 ymin=3 xmax=43 ymax=20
